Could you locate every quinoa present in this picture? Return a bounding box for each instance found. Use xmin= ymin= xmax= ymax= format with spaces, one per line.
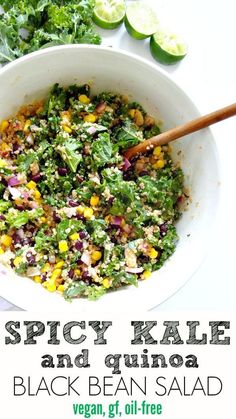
xmin=0 ymin=84 xmax=184 ymax=300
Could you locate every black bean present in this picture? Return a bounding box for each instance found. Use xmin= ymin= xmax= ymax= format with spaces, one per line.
xmin=75 ymin=241 xmax=83 ymax=251
xmin=26 ymin=252 xmax=35 ymax=265
xmin=69 ymin=200 xmax=79 ymax=207
xmin=79 ymin=231 xmax=87 ymax=239
xmin=31 ymin=173 xmax=42 ymax=182
xmin=58 ymin=167 xmax=68 ymax=176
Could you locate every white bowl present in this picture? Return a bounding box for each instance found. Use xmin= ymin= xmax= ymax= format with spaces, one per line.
xmin=0 ymin=45 xmax=220 ymax=312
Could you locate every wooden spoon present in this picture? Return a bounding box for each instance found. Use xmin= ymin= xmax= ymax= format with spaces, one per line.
xmin=124 ymin=103 xmax=236 ymax=160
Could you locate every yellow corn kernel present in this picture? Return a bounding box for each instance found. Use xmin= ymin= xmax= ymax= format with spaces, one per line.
xmin=55 ymin=260 xmax=64 ymax=269
xmin=102 ymin=278 xmax=111 ymax=289
xmin=92 ymin=250 xmax=102 ymax=262
xmin=57 ymin=284 xmax=65 ymax=292
xmin=1 ymin=235 xmax=12 ymax=247
xmin=1 ymin=142 xmax=11 ymax=152
xmin=0 ymin=247 xmax=4 ymax=255
xmin=26 ymin=180 xmax=36 ymax=190
xmin=14 ymin=198 xmax=23 ymax=206
xmin=47 ymin=283 xmax=57 ymax=292
xmin=69 ymin=232 xmax=80 ymax=241
xmin=129 ymin=109 xmax=136 ymax=118
xmin=105 ymin=215 xmax=111 ymax=223
xmin=153 ymin=159 xmax=165 ymax=170
xmin=84 ymin=114 xmax=97 ymax=123
xmin=40 ymin=217 xmax=46 ymax=223
xmin=34 ymin=275 xmax=42 ymax=283
xmin=148 ymin=248 xmax=159 ymax=259
xmin=34 ymin=189 xmax=41 ymax=199
xmin=59 ymin=240 xmax=68 ymax=252
xmin=141 ymin=270 xmax=152 ymax=280
xmin=62 ymin=125 xmax=72 ymax=134
xmin=77 ymin=205 xmax=85 ymax=215
xmin=79 ymin=94 xmax=90 ymax=104
xmin=41 ymin=262 xmax=50 ymax=273
xmin=13 ymin=256 xmax=22 ymax=267
xmin=0 ymin=158 xmax=6 ymax=168
xmin=0 ymin=120 xmax=9 ymax=132
xmin=153 ymin=146 xmax=162 ymax=157
xmin=121 ymin=219 xmax=126 ymax=227
xmin=23 ymin=120 xmax=31 ymax=132
xmin=90 ymin=195 xmax=100 ymax=207
xmin=84 ymin=207 xmax=94 ymax=219
xmin=74 ymin=269 xmax=81 ymax=277
xmin=51 ymin=268 xmax=62 ymax=281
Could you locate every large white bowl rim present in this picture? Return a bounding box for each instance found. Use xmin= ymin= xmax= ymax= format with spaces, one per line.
xmin=0 ymin=45 xmax=220 ymax=312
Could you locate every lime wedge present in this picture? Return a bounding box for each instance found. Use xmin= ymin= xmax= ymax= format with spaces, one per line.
xmin=150 ymin=31 xmax=187 ymax=65
xmin=93 ymin=0 xmax=126 ymax=30
xmin=125 ymin=1 xmax=159 ymax=40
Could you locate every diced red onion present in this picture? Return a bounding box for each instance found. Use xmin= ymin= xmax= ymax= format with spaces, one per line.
xmin=8 ymin=176 xmax=20 ymax=187
xmin=76 ymin=175 xmax=84 ymax=183
xmin=111 ymin=216 xmax=123 ymax=226
xmin=22 ymin=191 xmax=30 ymax=199
xmin=87 ymin=126 xmax=97 ymax=135
xmin=8 ymin=186 xmax=21 ymax=199
xmin=122 ymin=157 xmax=131 ymax=171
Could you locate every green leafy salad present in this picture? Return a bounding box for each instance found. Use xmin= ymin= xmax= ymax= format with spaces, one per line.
xmin=0 ymin=0 xmax=101 ymax=64
xmin=0 ymin=83 xmax=184 ymax=300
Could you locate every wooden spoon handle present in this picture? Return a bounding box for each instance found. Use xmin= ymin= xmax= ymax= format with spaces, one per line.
xmin=124 ymin=103 xmax=236 ymax=160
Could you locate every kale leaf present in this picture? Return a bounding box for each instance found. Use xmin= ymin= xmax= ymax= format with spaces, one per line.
xmin=114 ymin=119 xmax=141 ymax=150
xmin=91 ymin=132 xmax=114 ymax=169
xmin=0 ymin=0 xmax=101 ymax=64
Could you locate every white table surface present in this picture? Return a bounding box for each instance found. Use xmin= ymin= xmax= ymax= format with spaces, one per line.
xmin=0 ymin=0 xmax=235 ymax=311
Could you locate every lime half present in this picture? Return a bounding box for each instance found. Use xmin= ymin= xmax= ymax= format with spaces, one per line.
xmin=93 ymin=0 xmax=126 ymax=30
xmin=125 ymin=1 xmax=159 ymax=40
xmin=150 ymin=31 xmax=187 ymax=65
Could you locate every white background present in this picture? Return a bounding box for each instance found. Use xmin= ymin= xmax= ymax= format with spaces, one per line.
xmin=0 ymin=0 xmax=235 ymax=310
